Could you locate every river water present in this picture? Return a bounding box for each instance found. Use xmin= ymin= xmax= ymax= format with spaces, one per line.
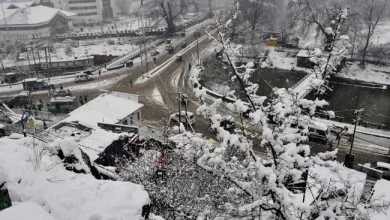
xmin=200 ymin=61 xmax=390 ymax=129
xmin=307 ymin=77 xmax=390 ymax=129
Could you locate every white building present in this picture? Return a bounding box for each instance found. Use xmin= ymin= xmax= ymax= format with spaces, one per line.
xmin=65 ymin=91 xmax=143 ymax=127
xmin=50 ymin=0 xmax=105 ymax=24
xmin=0 ymin=2 xmax=76 ymax=41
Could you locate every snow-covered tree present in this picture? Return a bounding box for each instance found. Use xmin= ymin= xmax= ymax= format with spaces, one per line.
xmin=117 ymin=4 xmax=389 ymax=220
xmin=182 ymin=5 xmax=388 ymax=220
xmin=358 ymin=0 xmax=388 ymax=68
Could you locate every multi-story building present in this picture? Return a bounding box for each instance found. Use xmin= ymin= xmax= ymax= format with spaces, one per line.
xmin=0 ymin=2 xmax=76 ymax=41
xmin=102 ymin=0 xmax=113 ymax=21
xmin=50 ymin=0 xmax=115 ymax=24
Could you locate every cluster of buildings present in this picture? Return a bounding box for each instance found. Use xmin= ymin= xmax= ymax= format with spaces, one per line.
xmin=0 ymin=0 xmax=141 ymax=41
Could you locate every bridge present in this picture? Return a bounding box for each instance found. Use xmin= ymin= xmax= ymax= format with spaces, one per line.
xmin=291 ymin=72 xmax=316 ymax=99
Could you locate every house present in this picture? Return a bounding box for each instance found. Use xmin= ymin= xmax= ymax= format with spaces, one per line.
xmin=39 ymin=91 xmax=146 ymax=168
xmin=296 ymin=50 xmax=314 ymax=68
xmin=0 ymin=2 xmax=76 ymax=41
xmin=65 ymin=91 xmax=143 ymax=127
xmin=41 ymin=120 xmax=141 ymax=168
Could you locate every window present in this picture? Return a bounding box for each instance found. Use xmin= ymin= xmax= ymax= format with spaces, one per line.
xmin=77 ymin=12 xmax=98 ymax=17
xmin=69 ymin=0 xmax=96 ymax=3
xmin=70 ymin=6 xmax=97 ymax=10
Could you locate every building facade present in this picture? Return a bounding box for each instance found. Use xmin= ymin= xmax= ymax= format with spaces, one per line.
xmin=50 ymin=0 xmax=115 ymax=24
xmin=0 ymin=3 xmax=76 ymax=41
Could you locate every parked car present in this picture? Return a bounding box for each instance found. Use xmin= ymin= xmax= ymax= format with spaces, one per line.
xmin=74 ymin=73 xmax=94 ymax=82
xmin=308 ymin=121 xmax=330 ymax=144
xmin=181 ymin=42 xmax=187 ymax=48
xmin=7 ymin=92 xmax=30 ymax=108
xmin=150 ymin=50 xmax=160 ymax=56
xmin=125 ymin=60 xmax=134 ymax=67
xmin=176 ymin=54 xmax=182 ymax=62
xmin=364 ymin=162 xmax=390 ymax=180
xmin=170 ymin=111 xmax=196 ymax=125
xmin=22 ymin=78 xmax=50 ymax=91
xmin=53 ymin=89 xmax=72 ymax=97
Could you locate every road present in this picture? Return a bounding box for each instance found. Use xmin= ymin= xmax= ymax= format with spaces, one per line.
xmin=2 ymin=21 xmax=390 ymax=167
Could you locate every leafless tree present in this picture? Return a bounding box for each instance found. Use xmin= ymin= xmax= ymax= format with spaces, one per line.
xmin=359 ymin=0 xmax=387 ymax=68
xmin=148 ymin=0 xmax=195 ymax=35
xmin=115 ymin=0 xmax=131 ymax=16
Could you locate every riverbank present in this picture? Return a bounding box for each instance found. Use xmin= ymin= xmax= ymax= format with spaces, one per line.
xmin=267 ymin=46 xmax=390 ymax=86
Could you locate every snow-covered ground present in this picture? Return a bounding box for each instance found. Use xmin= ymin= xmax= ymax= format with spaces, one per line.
xmin=151 ymin=87 xmax=165 ymax=106
xmin=0 ymin=136 xmax=149 ymax=220
xmin=294 ymin=164 xmax=366 ymax=206
xmin=336 ymin=62 xmax=390 ymax=85
xmin=66 ymin=43 xmax=138 ymax=58
xmin=370 ymin=179 xmax=390 ymax=220
xmin=0 ymin=202 xmax=57 ymax=220
xmin=267 ymin=47 xmax=390 ymax=85
xmin=266 ymin=47 xmax=311 ymax=73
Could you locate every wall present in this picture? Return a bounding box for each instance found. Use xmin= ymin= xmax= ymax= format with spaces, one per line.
xmin=118 ymin=110 xmax=142 ymax=126
xmin=0 ymin=26 xmax=51 ymax=41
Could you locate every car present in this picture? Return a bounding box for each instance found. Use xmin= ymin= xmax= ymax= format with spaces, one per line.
xmin=308 ymin=121 xmax=330 ymax=144
xmin=125 ymin=60 xmax=134 ymax=67
xmin=150 ymin=51 xmax=160 ymax=56
xmin=364 ymin=162 xmax=390 ymax=180
xmin=170 ymin=111 xmax=196 ymax=125
xmin=7 ymin=92 xmax=30 ymax=108
xmin=176 ymin=54 xmax=182 ymax=61
xmin=22 ymin=78 xmax=50 ymax=91
xmin=74 ymin=73 xmax=94 ymax=82
xmin=53 ymin=89 xmax=72 ymax=97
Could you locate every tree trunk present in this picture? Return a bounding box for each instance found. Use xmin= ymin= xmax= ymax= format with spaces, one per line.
xmin=160 ymin=1 xmax=175 ymax=35
xmin=361 ymin=34 xmax=370 ymax=68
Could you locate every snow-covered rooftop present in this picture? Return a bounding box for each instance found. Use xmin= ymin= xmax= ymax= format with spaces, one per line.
xmin=0 ymin=5 xmax=76 ymax=26
xmin=43 ymin=121 xmax=128 ymax=161
xmin=0 ymin=137 xmax=150 ymax=220
xmin=66 ymin=93 xmax=143 ymax=128
xmin=0 ymin=202 xmax=57 ymax=220
xmin=296 ymin=50 xmax=311 ymax=58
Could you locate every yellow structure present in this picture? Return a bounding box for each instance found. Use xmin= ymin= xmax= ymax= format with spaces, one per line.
xmin=266 ymin=38 xmax=278 ymax=46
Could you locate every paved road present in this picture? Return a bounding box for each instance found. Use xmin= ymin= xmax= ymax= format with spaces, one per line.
xmin=110 ymin=31 xmax=215 ymax=136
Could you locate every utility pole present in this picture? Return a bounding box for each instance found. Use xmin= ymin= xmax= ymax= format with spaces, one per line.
xmin=0 ymin=58 xmax=5 ymax=75
xmin=345 ymin=109 xmax=363 ymax=168
xmin=196 ymin=29 xmax=200 ymax=65
xmin=30 ymin=44 xmax=38 ymax=77
xmin=1 ymin=1 xmax=9 ymax=41
xmin=178 ymin=92 xmax=182 ymax=130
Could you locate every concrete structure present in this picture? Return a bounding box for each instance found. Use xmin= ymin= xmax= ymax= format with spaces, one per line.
xmin=0 ymin=2 xmax=76 ymax=41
